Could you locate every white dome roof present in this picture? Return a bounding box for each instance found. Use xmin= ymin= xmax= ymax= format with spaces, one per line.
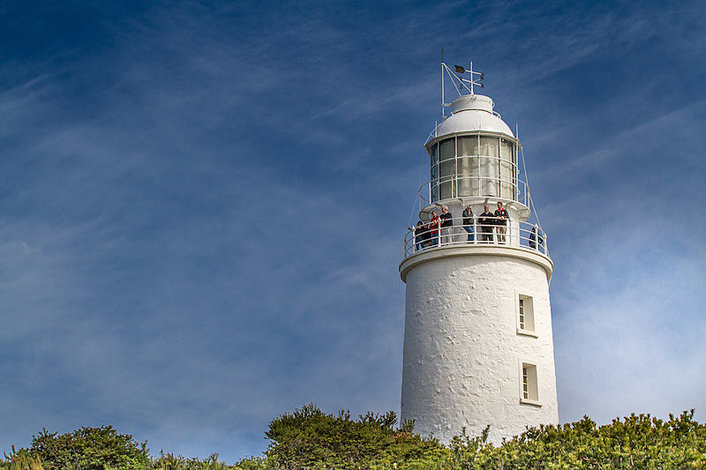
xmin=433 ymin=94 xmax=515 ymax=140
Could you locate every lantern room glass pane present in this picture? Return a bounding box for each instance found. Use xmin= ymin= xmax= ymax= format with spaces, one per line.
xmin=429 ymin=143 xmax=438 ymax=166
xmin=480 ymin=156 xmax=499 ymax=196
xmin=456 ymin=156 xmax=475 ymax=196
xmin=439 ymin=181 xmax=453 ymax=199
xmin=440 ymin=159 xmax=455 ymax=178
xmin=470 ymin=157 xmax=480 ymax=195
xmin=500 ymin=139 xmax=513 ymax=161
xmin=500 ymin=161 xmax=515 ymax=199
xmin=458 ymin=136 xmax=478 ymax=156
xmin=429 ymin=142 xmax=440 ymax=202
xmin=479 ymin=136 xmax=499 ymax=157
xmin=439 ymin=138 xmax=455 ymax=161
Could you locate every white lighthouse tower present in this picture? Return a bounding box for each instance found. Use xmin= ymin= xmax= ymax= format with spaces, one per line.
xmin=400 ymin=61 xmax=558 ymax=443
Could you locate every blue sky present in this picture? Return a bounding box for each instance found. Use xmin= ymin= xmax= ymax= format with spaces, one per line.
xmin=1 ymin=0 xmax=705 ymax=462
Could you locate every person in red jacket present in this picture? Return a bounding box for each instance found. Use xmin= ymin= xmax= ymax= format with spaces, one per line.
xmin=428 ymin=210 xmax=440 ymax=247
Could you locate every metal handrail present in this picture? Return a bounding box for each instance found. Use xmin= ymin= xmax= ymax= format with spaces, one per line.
xmin=404 ymin=216 xmax=549 ymax=259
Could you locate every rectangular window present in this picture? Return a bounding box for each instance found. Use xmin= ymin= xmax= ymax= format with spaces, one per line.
xmin=517 ymin=294 xmax=535 ymax=335
xmin=521 ymin=363 xmax=539 ymax=403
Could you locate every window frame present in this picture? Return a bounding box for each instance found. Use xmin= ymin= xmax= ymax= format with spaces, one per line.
xmin=519 ymin=361 xmax=541 ymax=406
xmin=516 ymin=292 xmax=538 ymax=337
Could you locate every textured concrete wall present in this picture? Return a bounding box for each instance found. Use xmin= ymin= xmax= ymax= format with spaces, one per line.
xmin=401 ymin=253 xmax=558 ymax=444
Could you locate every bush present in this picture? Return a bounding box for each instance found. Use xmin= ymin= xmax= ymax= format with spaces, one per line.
xmin=1 ymin=446 xmax=43 ymax=470
xmin=27 ymin=425 xmax=150 ymax=470
xmin=446 ymin=410 xmax=706 ymax=469
xmin=264 ymin=403 xmax=445 ymax=469
xmin=263 ymin=406 xmax=706 ymax=469
xmin=152 ymin=451 xmax=236 ymax=469
xmin=2 ymin=409 xmax=705 ymax=469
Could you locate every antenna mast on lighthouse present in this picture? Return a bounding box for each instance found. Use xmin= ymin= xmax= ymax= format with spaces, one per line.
xmin=441 ymin=59 xmax=485 ymax=119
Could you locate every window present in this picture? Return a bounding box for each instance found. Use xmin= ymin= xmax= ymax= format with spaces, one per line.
xmin=517 ymin=294 xmax=536 ymax=335
xmin=521 ymin=363 xmax=539 ymax=404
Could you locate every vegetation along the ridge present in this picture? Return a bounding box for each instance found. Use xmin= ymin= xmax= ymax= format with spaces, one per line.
xmin=2 ymin=405 xmax=705 ymax=469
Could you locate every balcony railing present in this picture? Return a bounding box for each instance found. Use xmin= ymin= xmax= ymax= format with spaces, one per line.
xmin=404 ymin=216 xmax=549 ymax=259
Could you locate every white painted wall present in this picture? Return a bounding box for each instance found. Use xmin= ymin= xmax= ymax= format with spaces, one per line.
xmin=401 ymin=253 xmax=558 ymax=444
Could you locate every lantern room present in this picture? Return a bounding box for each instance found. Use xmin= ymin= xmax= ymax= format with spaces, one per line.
xmin=425 ymin=94 xmax=520 ymax=204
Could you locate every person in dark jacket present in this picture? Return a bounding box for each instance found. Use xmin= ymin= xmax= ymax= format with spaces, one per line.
xmin=494 ymin=201 xmax=509 ymax=244
xmin=529 ymin=226 xmax=544 ymax=252
xmin=440 ymin=205 xmax=453 ymax=245
xmin=413 ymin=220 xmax=426 ymax=251
xmin=478 ymin=205 xmax=495 ymax=243
xmin=462 ymin=204 xmax=475 ymax=242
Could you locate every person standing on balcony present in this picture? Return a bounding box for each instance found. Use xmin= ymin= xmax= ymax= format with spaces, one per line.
xmin=529 ymin=226 xmax=544 ymax=252
xmin=413 ymin=220 xmax=426 ymax=251
xmin=494 ymin=201 xmax=508 ymax=244
xmin=440 ymin=205 xmax=453 ymax=245
xmin=429 ymin=210 xmax=440 ymax=246
xmin=479 ymin=205 xmax=495 ymax=243
xmin=462 ymin=204 xmax=475 ymax=242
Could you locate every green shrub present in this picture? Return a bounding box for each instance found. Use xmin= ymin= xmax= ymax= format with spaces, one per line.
xmin=262 ymin=407 xmax=706 ymax=469
xmin=3 ymin=409 xmax=705 ymax=469
xmin=1 ymin=446 xmax=44 ymax=470
xmin=27 ymin=425 xmax=150 ymax=470
xmin=264 ymin=403 xmax=445 ymax=469
xmin=152 ymin=451 xmax=235 ymax=469
xmin=445 ymin=410 xmax=706 ymax=469
xmin=231 ymin=456 xmax=272 ymax=469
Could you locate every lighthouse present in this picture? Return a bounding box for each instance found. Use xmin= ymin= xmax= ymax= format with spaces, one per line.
xmin=400 ymin=61 xmax=558 ymax=443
